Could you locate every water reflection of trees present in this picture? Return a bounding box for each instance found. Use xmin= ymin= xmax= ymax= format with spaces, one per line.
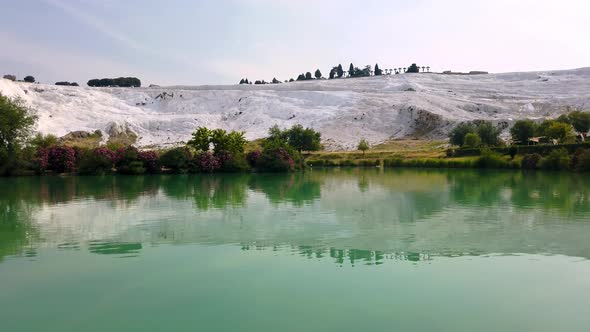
xmin=1 ymin=170 xmax=590 ymax=264
xmin=447 ymin=170 xmax=590 ymax=215
xmin=240 ymin=244 xmax=439 ymax=266
xmin=247 ymin=173 xmax=321 ymax=206
xmin=160 ymin=174 xmax=251 ymax=210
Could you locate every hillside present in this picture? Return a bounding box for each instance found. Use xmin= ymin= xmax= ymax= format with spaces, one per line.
xmin=1 ymin=68 xmax=590 ymax=150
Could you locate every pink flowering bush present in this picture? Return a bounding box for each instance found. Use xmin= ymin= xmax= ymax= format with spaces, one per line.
xmin=42 ymin=146 xmax=76 ymax=173
xmin=195 ymin=151 xmax=221 ymax=173
xmin=139 ymin=150 xmax=160 ymax=174
xmin=34 ymin=148 xmax=50 ymax=173
xmin=246 ymin=150 xmax=261 ymax=167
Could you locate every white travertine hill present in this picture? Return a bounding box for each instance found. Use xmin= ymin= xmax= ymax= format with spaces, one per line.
xmin=1 ymin=68 xmax=589 ymax=150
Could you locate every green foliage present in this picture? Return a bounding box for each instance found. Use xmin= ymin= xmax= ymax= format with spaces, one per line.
xmin=374 ymin=63 xmax=382 ymax=76
xmin=575 ymin=150 xmax=590 ymax=172
xmin=539 ymin=148 xmax=570 ymax=170
xmin=357 ymin=139 xmax=369 ymax=155
xmin=77 ymin=149 xmax=114 ymax=175
xmin=257 ymin=142 xmax=296 ymax=172
xmin=115 ymin=147 xmax=144 ymax=175
xmin=160 ymin=147 xmax=193 ymax=173
xmin=522 ymin=153 xmax=542 ymax=170
xmin=545 ymin=122 xmax=575 ymax=143
xmin=474 ymin=148 xmax=510 ymax=169
xmin=29 ymin=133 xmax=58 ymax=149
xmin=286 ymin=124 xmax=321 ymax=153
xmin=406 ymin=63 xmax=420 ymax=73
xmin=187 ymin=127 xmax=246 ymax=155
xmin=87 ymin=77 xmax=141 ymax=88
xmin=305 ymin=72 xmax=312 ymax=80
xmin=567 ymin=111 xmax=590 ymax=135
xmin=510 ymin=120 xmax=537 ymax=144
xmin=187 ymin=127 xmax=211 ymax=151
xmin=475 ymin=121 xmax=502 ymax=146
xmin=314 ymin=69 xmax=322 ymax=79
xmin=23 ymin=76 xmax=35 ymax=83
xmin=0 ymin=94 xmax=37 ymax=175
xmin=463 ymin=133 xmax=481 ymax=148
xmin=337 ymin=64 xmax=344 ymax=78
xmin=508 ymin=146 xmax=518 ymax=159
xmin=449 ymin=122 xmax=476 ymax=147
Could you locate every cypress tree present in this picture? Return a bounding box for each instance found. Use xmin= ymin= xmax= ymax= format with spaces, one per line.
xmin=337 ymin=64 xmax=344 ymax=78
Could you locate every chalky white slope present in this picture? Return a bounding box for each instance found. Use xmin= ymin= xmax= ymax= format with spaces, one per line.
xmin=1 ymin=68 xmax=589 ymax=150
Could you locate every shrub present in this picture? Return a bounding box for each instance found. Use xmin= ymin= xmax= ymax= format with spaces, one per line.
xmin=539 ymin=148 xmax=570 ymax=171
xmin=215 ymin=151 xmax=249 ymax=172
xmin=195 ymin=151 xmax=221 ymax=173
xmin=160 ymin=147 xmax=192 ymax=173
xmin=46 ymin=146 xmax=76 ymax=173
xmin=575 ymin=150 xmax=590 ymax=172
xmin=474 ymin=148 xmax=510 ymax=169
xmin=508 ymin=146 xmax=518 ymax=159
xmin=3 ymin=75 xmax=16 ymax=81
xmin=87 ymin=77 xmax=141 ymax=88
xmin=23 ymin=76 xmax=35 ymax=83
xmin=257 ymin=147 xmax=295 ymax=172
xmin=138 ymin=150 xmax=160 ymax=174
xmin=246 ymin=150 xmax=261 ymax=167
xmin=521 ymin=154 xmax=542 ymax=169
xmin=77 ymin=147 xmax=116 ymax=175
xmin=463 ymin=133 xmax=481 ymax=148
xmin=449 ymin=122 xmax=476 ymax=147
xmin=115 ymin=146 xmax=146 ymax=174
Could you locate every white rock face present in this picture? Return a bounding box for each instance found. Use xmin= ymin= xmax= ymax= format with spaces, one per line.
xmin=1 ymin=68 xmax=589 ymax=150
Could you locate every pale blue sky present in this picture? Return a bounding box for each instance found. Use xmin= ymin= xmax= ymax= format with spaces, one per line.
xmin=1 ymin=0 xmax=589 ymax=86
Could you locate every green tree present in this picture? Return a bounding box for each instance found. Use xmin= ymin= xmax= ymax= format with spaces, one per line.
xmin=475 ymin=121 xmax=502 ymax=146
xmin=463 ymin=133 xmax=481 ymax=148
xmin=187 ymin=127 xmax=211 ymax=151
xmin=314 ymin=69 xmax=322 ymax=79
xmin=337 ymin=64 xmax=344 ymax=78
xmin=568 ymin=111 xmax=590 ymax=136
xmin=357 ymin=139 xmax=369 ymax=155
xmin=449 ymin=122 xmax=476 ymax=147
xmin=545 ymin=122 xmax=575 ymax=143
xmin=510 ymin=120 xmax=537 ymax=144
xmin=349 ymin=63 xmax=354 ymax=77
xmin=305 ymin=72 xmax=313 ymax=80
xmin=406 ymin=63 xmax=419 ymax=73
xmin=374 ymin=63 xmax=382 ymax=76
xmin=286 ymin=124 xmax=321 ymax=154
xmin=0 ymin=94 xmax=37 ymax=174
xmin=23 ymin=76 xmax=35 ymax=83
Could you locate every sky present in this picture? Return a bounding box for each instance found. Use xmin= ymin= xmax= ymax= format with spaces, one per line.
xmin=1 ymin=0 xmax=589 ymax=86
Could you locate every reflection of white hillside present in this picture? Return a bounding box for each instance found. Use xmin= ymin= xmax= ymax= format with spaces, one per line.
xmin=19 ymin=171 xmax=590 ymax=259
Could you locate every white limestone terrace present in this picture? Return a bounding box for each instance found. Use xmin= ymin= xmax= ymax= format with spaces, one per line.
xmin=1 ymin=68 xmax=589 ymax=150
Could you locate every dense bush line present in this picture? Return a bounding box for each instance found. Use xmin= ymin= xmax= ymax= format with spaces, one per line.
xmin=87 ymin=77 xmax=141 ymax=88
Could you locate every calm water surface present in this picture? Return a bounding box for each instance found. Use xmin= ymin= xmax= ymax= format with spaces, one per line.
xmin=1 ymin=169 xmax=590 ymax=331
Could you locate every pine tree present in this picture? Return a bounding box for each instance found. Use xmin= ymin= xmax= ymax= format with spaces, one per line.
xmin=305 ymin=72 xmax=312 ymax=80
xmin=349 ymin=63 xmax=354 ymax=77
xmin=314 ymin=69 xmax=322 ymax=79
xmin=239 ymin=79 xmax=245 ymax=84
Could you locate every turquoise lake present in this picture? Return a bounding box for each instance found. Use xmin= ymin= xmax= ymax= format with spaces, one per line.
xmin=1 ymin=169 xmax=590 ymax=331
